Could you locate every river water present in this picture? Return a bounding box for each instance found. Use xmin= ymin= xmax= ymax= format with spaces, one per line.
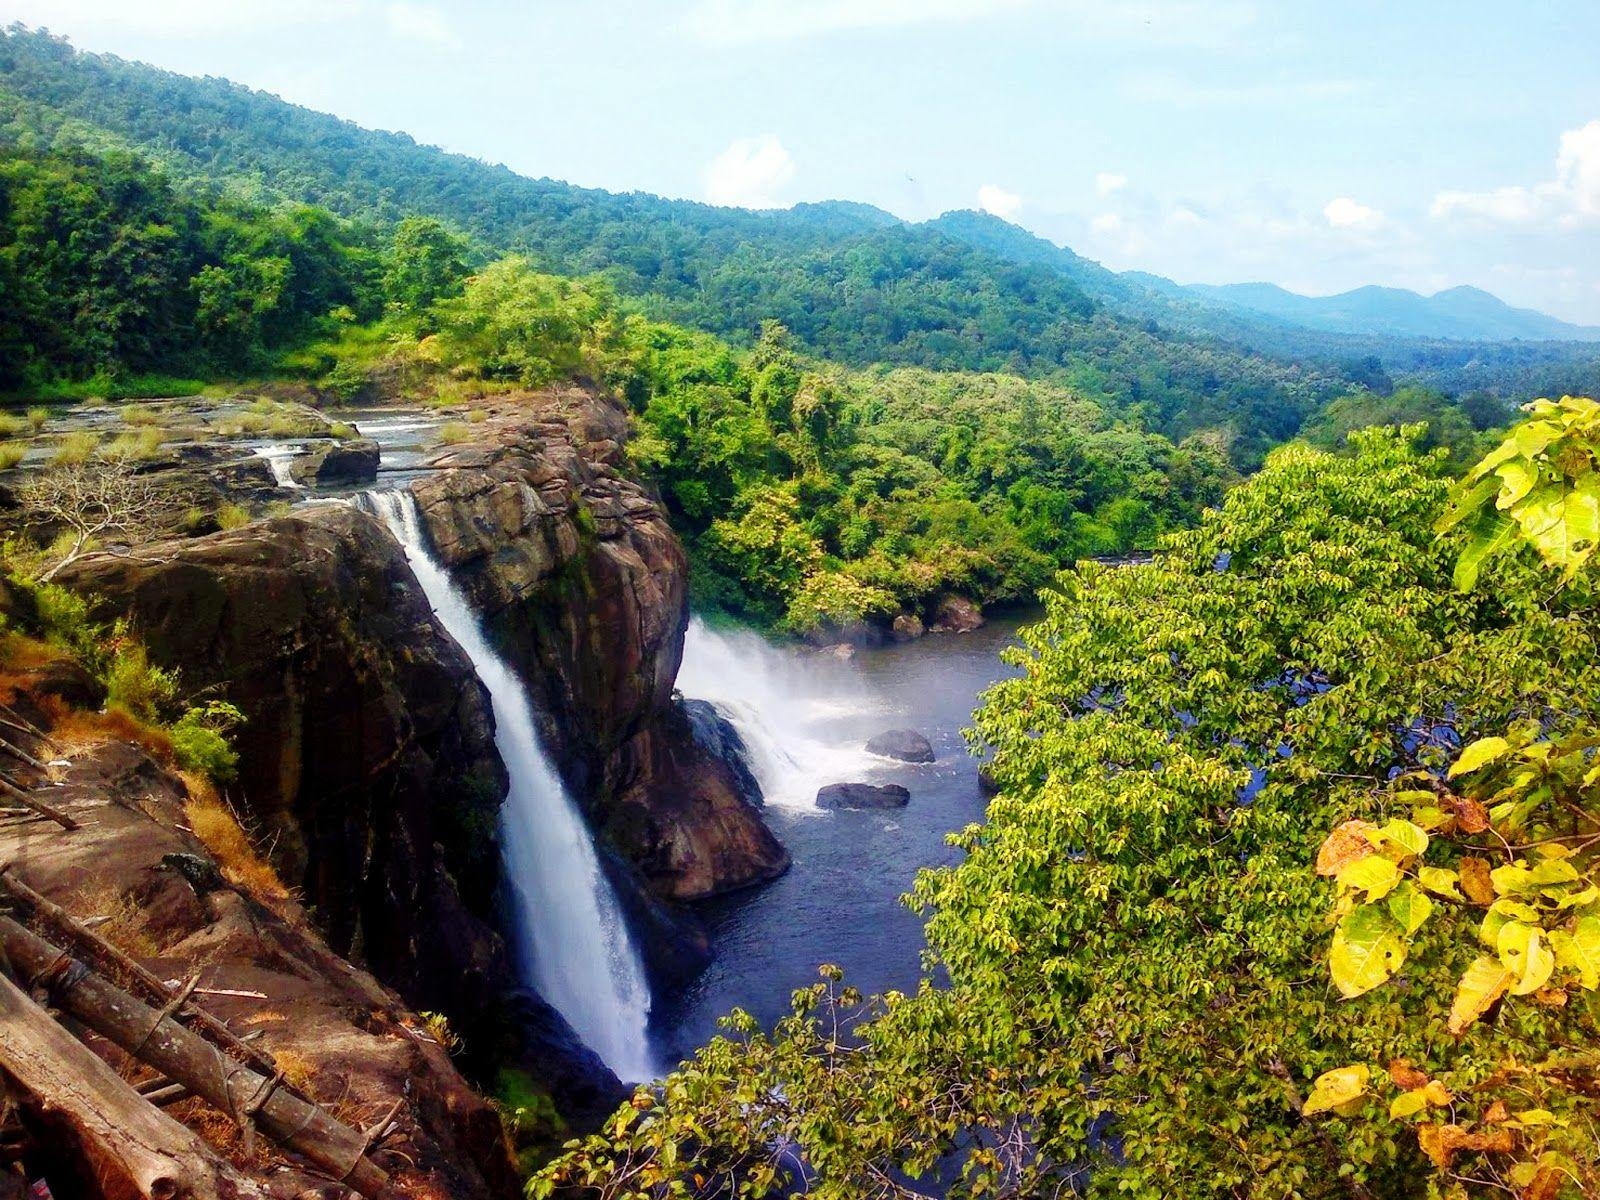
xmin=657 ymin=614 xmax=1032 ymax=1064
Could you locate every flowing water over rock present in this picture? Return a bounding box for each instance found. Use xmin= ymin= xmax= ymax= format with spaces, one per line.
xmin=360 ymin=489 xmax=656 ymax=1080
xmin=662 ymin=615 xmax=1031 ymax=1060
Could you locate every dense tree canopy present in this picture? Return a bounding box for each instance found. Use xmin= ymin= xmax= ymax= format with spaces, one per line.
xmin=538 ymin=415 xmax=1600 ymax=1199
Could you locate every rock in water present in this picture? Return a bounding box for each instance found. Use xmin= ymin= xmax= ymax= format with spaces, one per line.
xmin=865 ymin=729 xmax=935 ymax=763
xmin=817 ymin=782 xmax=911 ymax=810
xmin=681 ymin=698 xmax=763 ymax=807
xmin=288 ymin=437 xmax=380 ymax=486
xmin=930 ymin=594 xmax=984 ymax=633
xmin=891 ymin=613 xmax=925 ymax=641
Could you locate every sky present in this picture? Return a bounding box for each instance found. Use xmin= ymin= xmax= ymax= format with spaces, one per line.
xmin=6 ymin=0 xmax=1600 ymax=324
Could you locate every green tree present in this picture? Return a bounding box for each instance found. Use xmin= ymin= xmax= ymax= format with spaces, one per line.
xmin=383 ymin=215 xmax=470 ymax=325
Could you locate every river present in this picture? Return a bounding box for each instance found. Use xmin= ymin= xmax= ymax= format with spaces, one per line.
xmin=656 ymin=613 xmax=1033 ymax=1064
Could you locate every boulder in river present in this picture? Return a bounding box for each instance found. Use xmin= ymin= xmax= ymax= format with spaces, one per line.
xmin=866 ymin=728 xmax=935 ymax=763
xmin=930 ymin=594 xmax=984 ymax=633
xmin=817 ymin=782 xmax=911 ymax=810
xmin=288 ymin=436 xmax=380 ymax=485
xmin=891 ymin=613 xmax=925 ymax=641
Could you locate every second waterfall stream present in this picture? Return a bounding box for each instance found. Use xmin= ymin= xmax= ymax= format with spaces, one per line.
xmin=358 ymin=490 xmax=655 ymax=1081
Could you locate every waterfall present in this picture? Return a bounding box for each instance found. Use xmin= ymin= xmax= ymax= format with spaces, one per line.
xmin=252 ymin=444 xmax=304 ymax=490
xmin=676 ymin=619 xmax=881 ymax=810
xmin=359 ymin=490 xmax=655 ymax=1080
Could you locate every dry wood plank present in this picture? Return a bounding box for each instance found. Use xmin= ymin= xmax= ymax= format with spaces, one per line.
xmin=0 ymin=968 xmax=267 ymax=1200
xmin=0 ymin=916 xmax=393 ymax=1200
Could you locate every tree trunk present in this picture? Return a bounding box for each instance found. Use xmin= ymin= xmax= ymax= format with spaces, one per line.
xmin=0 ymin=969 xmax=267 ymax=1200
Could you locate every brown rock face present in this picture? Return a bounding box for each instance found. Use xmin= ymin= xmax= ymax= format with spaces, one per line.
xmin=60 ymin=505 xmax=511 ymax=1035
xmin=409 ymin=388 xmax=789 ymax=922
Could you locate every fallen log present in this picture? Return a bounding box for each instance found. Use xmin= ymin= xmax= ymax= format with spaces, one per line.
xmin=0 ymin=968 xmax=267 ymax=1200
xmin=0 ymin=916 xmax=393 ymax=1199
xmin=0 ymin=871 xmax=287 ymax=1083
xmin=0 ymin=778 xmax=75 ymax=832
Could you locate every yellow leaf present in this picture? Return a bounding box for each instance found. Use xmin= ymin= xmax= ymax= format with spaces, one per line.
xmin=1417 ymin=866 xmax=1463 ymax=899
xmin=1423 ymin=1081 xmax=1452 ymax=1106
xmin=1448 ymin=956 xmax=1513 ymax=1035
xmin=1330 ymin=905 xmax=1406 ymax=998
xmin=1496 ymin=922 xmax=1555 ymax=996
xmin=1450 ymin=736 xmax=1511 ymax=779
xmin=1337 ymin=854 xmax=1401 ymax=902
xmin=1390 ymin=1090 xmax=1431 ymax=1119
xmin=1549 ymin=915 xmax=1600 ymax=988
xmin=1303 ymin=1065 xmax=1369 ymax=1116
xmin=1316 ymin=819 xmax=1377 ymax=877
xmin=1366 ymin=818 xmax=1429 ymax=862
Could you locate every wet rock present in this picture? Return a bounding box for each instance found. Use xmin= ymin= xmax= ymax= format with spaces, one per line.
xmin=681 ymin=698 xmax=762 ymax=807
xmin=287 ymin=437 xmax=379 ymax=486
xmin=930 ymin=594 xmax=984 ymax=634
xmin=866 ymin=729 xmax=935 ymax=763
xmin=891 ymin=613 xmax=925 ymax=641
xmin=817 ymin=782 xmax=911 ymax=810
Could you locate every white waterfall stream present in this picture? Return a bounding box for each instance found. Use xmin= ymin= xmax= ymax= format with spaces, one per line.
xmin=359 ymin=490 xmax=655 ymax=1080
xmin=676 ymin=618 xmax=881 ymax=810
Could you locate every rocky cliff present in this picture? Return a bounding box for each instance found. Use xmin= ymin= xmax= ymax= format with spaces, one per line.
xmin=62 ymin=504 xmax=511 ymax=1025
xmin=411 ymin=388 xmax=789 ymax=918
xmin=56 ymin=384 xmax=787 ymax=1097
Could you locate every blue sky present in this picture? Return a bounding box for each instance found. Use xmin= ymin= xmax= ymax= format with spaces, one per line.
xmin=8 ymin=0 xmax=1600 ymax=323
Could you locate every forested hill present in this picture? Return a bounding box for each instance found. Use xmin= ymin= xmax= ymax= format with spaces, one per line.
xmin=0 ymin=25 xmax=1354 ymax=456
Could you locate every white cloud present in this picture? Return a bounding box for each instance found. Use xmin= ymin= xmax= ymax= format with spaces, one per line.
xmin=704 ymin=135 xmax=796 ymax=208
xmin=685 ymin=0 xmax=1031 ymax=44
xmin=1323 ymin=196 xmax=1385 ymax=232
xmin=1431 ymin=119 xmax=1600 ymax=228
xmin=977 ymin=183 xmax=1022 ymax=220
xmin=1095 ymin=172 xmax=1129 ymax=197
xmin=383 ymin=3 xmax=458 ymax=48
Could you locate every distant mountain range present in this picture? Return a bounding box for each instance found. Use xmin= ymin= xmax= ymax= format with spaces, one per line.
xmin=918 ymin=209 xmax=1600 ymax=345
xmin=1 ymin=23 xmax=1596 ymax=415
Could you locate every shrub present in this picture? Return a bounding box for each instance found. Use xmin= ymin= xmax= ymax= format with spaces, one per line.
xmin=436 ymin=421 xmax=472 ymax=445
xmin=26 ymin=408 xmax=49 ymax=433
xmin=120 ymin=404 xmax=162 ymax=427
xmin=103 ymin=427 xmax=168 ymax=461
xmin=0 ymin=442 xmax=26 ymax=470
xmin=0 ymin=414 xmax=24 ymax=438
xmin=215 ymin=502 xmax=252 ymax=531
xmin=170 ymin=701 xmax=244 ymax=783
xmin=50 ymin=431 xmax=100 ymax=465
xmin=106 ymin=641 xmax=178 ymax=721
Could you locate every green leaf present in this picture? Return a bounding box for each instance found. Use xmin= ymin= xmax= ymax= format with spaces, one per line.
xmin=1386 ymin=883 xmax=1434 ymax=936
xmin=1336 ymin=855 xmax=1401 ymax=902
xmin=1330 ymin=905 xmax=1406 ymax=998
xmin=1449 ymin=736 xmax=1511 ymax=779
xmin=1303 ymin=1065 xmax=1370 ymax=1117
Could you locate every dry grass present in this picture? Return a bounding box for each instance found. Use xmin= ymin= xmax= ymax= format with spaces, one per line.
xmin=45 ymin=702 xmax=176 ymax=762
xmin=181 ymin=771 xmax=290 ymax=902
xmin=68 ymin=882 xmax=162 ymax=959
xmin=270 ymin=1047 xmax=319 ymax=1095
